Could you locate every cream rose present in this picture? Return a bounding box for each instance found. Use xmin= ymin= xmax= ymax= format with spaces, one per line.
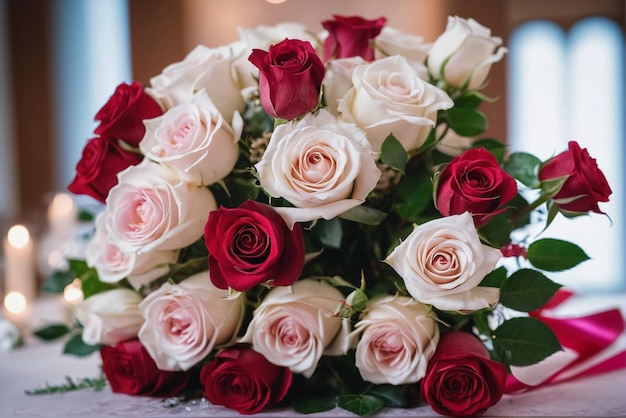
xmin=427 ymin=16 xmax=507 ymax=90
xmin=353 ymin=295 xmax=439 ymax=385
xmin=85 ymin=216 xmax=179 ymax=289
xmin=385 ymin=212 xmax=501 ymax=312
xmin=375 ymin=27 xmax=431 ymax=71
xmin=0 ymin=318 xmax=21 ymax=351
xmin=239 ymin=278 xmax=350 ymax=378
xmin=140 ymin=90 xmax=241 ymax=186
xmin=148 ymin=44 xmax=245 ymax=123
xmin=104 ymin=159 xmax=216 ymax=254
xmin=338 ymin=55 xmax=453 ymax=152
xmin=138 ymin=272 xmax=244 ymax=372
xmin=255 ymin=109 xmax=381 ymax=228
xmin=72 ymin=288 xmax=144 ymax=346
xmin=322 ymin=57 xmax=365 ymax=115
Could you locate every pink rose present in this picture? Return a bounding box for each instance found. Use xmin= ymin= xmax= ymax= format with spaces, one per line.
xmin=104 ymin=159 xmax=216 ymax=254
xmin=420 ymin=331 xmax=507 ymax=417
xmin=538 ymin=141 xmax=612 ymax=215
xmin=200 ymin=345 xmax=292 ymax=415
xmin=138 ymin=272 xmax=244 ymax=371
xmin=94 ymin=81 xmax=163 ymax=147
xmin=249 ymin=38 xmax=325 ymax=120
xmin=204 ymin=200 xmax=305 ymax=292
xmin=322 ymin=15 xmax=386 ymax=61
xmin=68 ymin=136 xmax=142 ymax=203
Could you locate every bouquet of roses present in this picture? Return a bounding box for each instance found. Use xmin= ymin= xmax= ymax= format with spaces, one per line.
xmin=35 ymin=13 xmax=619 ymax=417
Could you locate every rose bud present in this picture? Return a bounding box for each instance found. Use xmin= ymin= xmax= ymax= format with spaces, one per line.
xmin=248 ymin=38 xmax=325 ymax=120
xmin=538 ymin=141 xmax=612 ymax=215
xmin=100 ymin=339 xmax=190 ymax=397
xmin=435 ymin=147 xmax=518 ymax=228
xmin=200 ymin=344 xmax=292 ymax=415
xmin=322 ymin=14 xmax=386 ymax=61
xmin=94 ymin=81 xmax=163 ymax=147
xmin=420 ymin=331 xmax=507 ymax=417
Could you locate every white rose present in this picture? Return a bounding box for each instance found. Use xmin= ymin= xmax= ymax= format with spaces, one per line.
xmin=322 ymin=57 xmax=365 ymax=115
xmin=85 ymin=215 xmax=179 ymax=289
xmin=239 ymin=279 xmax=350 ymax=378
xmin=138 ymin=272 xmax=244 ymax=371
xmin=255 ymin=109 xmax=381 ymax=228
xmin=427 ymin=16 xmax=507 ymax=90
xmin=353 ymin=295 xmax=439 ymax=385
xmin=385 ymin=212 xmax=501 ymax=312
xmin=148 ymin=44 xmax=245 ymax=123
xmin=338 ymin=55 xmax=453 ymax=152
xmin=140 ymin=90 xmax=241 ymax=186
xmin=0 ymin=318 xmax=21 ymax=351
xmin=72 ymin=288 xmax=144 ymax=346
xmin=104 ymin=159 xmax=216 ymax=254
xmin=375 ymin=27 xmax=431 ymax=73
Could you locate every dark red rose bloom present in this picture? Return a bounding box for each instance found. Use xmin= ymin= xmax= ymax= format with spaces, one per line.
xmin=436 ymin=147 xmax=518 ymax=227
xmin=204 ymin=200 xmax=305 ymax=292
xmin=94 ymin=81 xmax=163 ymax=147
xmin=248 ymin=38 xmax=325 ymax=120
xmin=68 ymin=136 xmax=142 ymax=203
xmin=100 ymin=339 xmax=190 ymax=397
xmin=420 ymin=331 xmax=507 ymax=417
xmin=200 ymin=345 xmax=292 ymax=415
xmin=538 ymin=141 xmax=612 ymax=214
xmin=322 ymin=15 xmax=386 ymax=61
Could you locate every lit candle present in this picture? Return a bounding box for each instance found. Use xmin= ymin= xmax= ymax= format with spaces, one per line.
xmin=47 ymin=192 xmax=77 ymax=234
xmin=3 ymin=225 xmax=37 ymax=304
xmin=3 ymin=291 xmax=29 ymax=326
xmin=63 ymin=279 xmax=84 ymax=305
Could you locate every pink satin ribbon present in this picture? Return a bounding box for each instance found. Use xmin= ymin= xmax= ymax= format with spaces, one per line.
xmin=505 ymin=289 xmax=626 ymax=393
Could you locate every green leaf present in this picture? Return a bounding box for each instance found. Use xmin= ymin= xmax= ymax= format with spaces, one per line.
xmin=500 ymin=268 xmax=562 ymax=312
xmin=472 ymin=138 xmax=507 ymax=164
xmin=315 ymin=218 xmax=343 ymax=249
xmin=445 ymin=107 xmax=487 ymax=137
xmin=478 ymin=212 xmax=513 ymax=248
xmin=503 ymin=152 xmax=541 ymax=188
xmin=368 ymin=384 xmax=407 ymax=408
xmin=479 ymin=266 xmax=508 ymax=288
xmin=527 ymin=238 xmax=590 ymax=272
xmin=63 ymin=333 xmax=101 ymax=357
xmin=396 ymin=173 xmax=433 ymax=220
xmin=337 ymin=394 xmax=385 ymax=416
xmin=493 ymin=317 xmax=562 ymax=366
xmin=380 ymin=134 xmax=408 ymax=175
xmin=293 ymin=395 xmax=337 ymax=414
xmin=339 ymin=205 xmax=387 ymax=225
xmin=42 ymin=270 xmax=75 ymax=293
xmin=453 ymin=94 xmax=482 ymax=109
xmin=67 ymin=259 xmax=91 ymax=277
xmin=79 ymin=268 xmax=109 ymax=299
xmin=33 ymin=324 xmax=71 ymax=340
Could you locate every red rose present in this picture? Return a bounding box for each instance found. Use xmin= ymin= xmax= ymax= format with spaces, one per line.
xmin=248 ymin=39 xmax=325 ymax=120
xmin=94 ymin=81 xmax=163 ymax=147
xmin=322 ymin=15 xmax=386 ymax=61
xmin=200 ymin=345 xmax=292 ymax=415
xmin=204 ymin=200 xmax=305 ymax=292
xmin=436 ymin=147 xmax=518 ymax=227
xmin=538 ymin=141 xmax=612 ymax=214
xmin=420 ymin=331 xmax=507 ymax=417
xmin=68 ymin=136 xmax=142 ymax=203
xmin=100 ymin=339 xmax=190 ymax=397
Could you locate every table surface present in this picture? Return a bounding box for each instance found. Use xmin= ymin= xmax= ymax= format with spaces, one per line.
xmin=1 ymin=295 xmax=625 ymax=418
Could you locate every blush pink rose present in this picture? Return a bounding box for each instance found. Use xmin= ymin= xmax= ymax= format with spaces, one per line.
xmin=138 ymin=272 xmax=244 ymax=371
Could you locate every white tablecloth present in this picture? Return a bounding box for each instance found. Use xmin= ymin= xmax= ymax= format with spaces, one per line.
xmin=1 ymin=296 xmax=625 ymax=417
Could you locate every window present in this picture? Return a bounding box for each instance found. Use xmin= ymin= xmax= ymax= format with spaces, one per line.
xmin=508 ymin=18 xmax=624 ymax=292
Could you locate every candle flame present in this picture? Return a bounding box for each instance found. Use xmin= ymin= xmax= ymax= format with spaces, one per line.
xmin=64 ymin=279 xmax=84 ymax=304
xmin=7 ymin=225 xmax=30 ymax=249
xmin=4 ymin=292 xmax=27 ymax=314
xmin=50 ymin=193 xmax=76 ymax=217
